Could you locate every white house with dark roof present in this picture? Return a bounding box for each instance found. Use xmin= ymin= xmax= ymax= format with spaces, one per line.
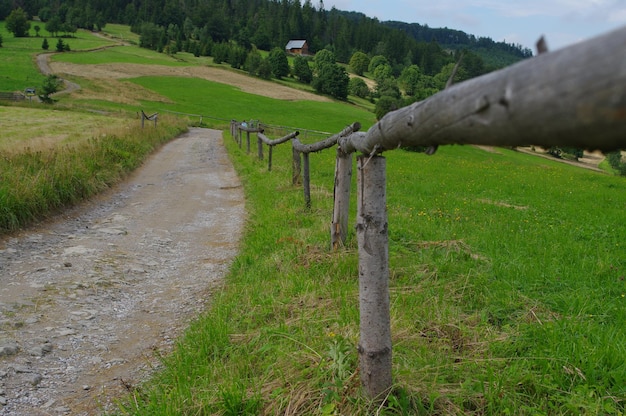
xmin=285 ymin=40 xmax=310 ymax=56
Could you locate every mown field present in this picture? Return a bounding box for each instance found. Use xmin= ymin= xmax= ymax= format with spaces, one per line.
xmin=1 ymin=23 xmax=624 ymax=415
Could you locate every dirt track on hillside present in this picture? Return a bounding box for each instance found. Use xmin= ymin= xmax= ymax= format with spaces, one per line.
xmin=0 ymin=128 xmax=244 ymax=415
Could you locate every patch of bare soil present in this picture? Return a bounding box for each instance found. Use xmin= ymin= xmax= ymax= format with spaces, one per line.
xmin=50 ymin=61 xmax=331 ymax=102
xmin=0 ymin=128 xmax=245 ymax=415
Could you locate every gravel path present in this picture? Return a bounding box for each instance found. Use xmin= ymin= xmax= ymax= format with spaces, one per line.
xmin=0 ymin=128 xmax=245 ymax=415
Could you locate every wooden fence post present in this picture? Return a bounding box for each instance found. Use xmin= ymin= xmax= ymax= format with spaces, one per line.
xmin=303 ymin=152 xmax=311 ymax=209
xmin=331 ymin=147 xmax=353 ymax=250
xmin=246 ymin=131 xmax=251 ymax=153
xmin=268 ymin=145 xmax=273 ymax=171
xmin=292 ymin=146 xmax=301 ymax=185
xmin=356 ymin=154 xmax=392 ymax=401
xmin=258 ymin=135 xmax=264 ymax=160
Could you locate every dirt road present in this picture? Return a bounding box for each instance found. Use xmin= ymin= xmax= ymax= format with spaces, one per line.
xmin=0 ymin=128 xmax=245 ymax=415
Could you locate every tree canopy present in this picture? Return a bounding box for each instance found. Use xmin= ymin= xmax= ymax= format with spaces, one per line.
xmin=6 ymin=7 xmax=30 ymax=37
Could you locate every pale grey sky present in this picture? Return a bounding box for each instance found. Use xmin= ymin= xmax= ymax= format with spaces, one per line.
xmin=327 ymin=0 xmax=626 ymax=51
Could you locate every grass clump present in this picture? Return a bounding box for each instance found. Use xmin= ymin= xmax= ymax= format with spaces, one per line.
xmin=0 ymin=113 xmax=186 ymax=233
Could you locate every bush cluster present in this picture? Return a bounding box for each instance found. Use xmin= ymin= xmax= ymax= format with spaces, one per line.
xmin=606 ymin=151 xmax=626 ymax=175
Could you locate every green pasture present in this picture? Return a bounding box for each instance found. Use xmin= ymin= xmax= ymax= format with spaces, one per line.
xmin=0 ymin=21 xmax=115 ymax=91
xmin=51 ymin=45 xmax=199 ymax=66
xmin=131 ymin=76 xmax=377 ymax=132
xmin=101 ymin=23 xmax=140 ymax=44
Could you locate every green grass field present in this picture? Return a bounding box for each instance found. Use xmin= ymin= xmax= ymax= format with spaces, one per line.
xmin=0 ymin=22 xmax=115 ymax=92
xmin=51 ymin=45 xmax=196 ymax=66
xmin=1 ymin=22 xmax=624 ymax=415
xmin=131 ymin=76 xmax=376 ymax=131
xmin=101 ymin=23 xmax=140 ymax=44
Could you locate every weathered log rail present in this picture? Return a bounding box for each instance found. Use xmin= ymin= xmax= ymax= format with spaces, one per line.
xmin=258 ymin=130 xmax=299 ymax=171
xmin=292 ymin=122 xmax=360 ymax=208
xmin=140 ymin=110 xmax=158 ymax=128
xmin=231 ymin=120 xmax=360 ymax=209
xmin=339 ymin=25 xmax=626 ymax=155
xmin=0 ymin=92 xmax=26 ymax=101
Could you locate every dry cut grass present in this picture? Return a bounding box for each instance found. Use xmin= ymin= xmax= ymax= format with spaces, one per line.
xmin=0 ymin=106 xmax=137 ymax=152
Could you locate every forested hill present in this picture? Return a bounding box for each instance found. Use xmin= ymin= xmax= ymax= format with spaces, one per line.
xmin=382 ymin=21 xmax=534 ymax=68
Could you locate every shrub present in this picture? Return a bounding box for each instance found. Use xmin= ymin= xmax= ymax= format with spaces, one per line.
xmin=374 ymin=95 xmax=399 ymax=120
xmin=244 ymin=49 xmax=262 ymax=76
xmin=348 ymin=77 xmax=369 ymax=99
xmin=349 ymin=51 xmax=369 ymax=76
xmin=6 ymin=8 xmax=31 ymax=37
xmin=293 ymin=56 xmax=312 ymax=84
xmin=606 ymin=151 xmax=626 ymax=175
xmin=38 ymin=74 xmax=63 ymax=104
xmin=312 ymin=63 xmax=349 ymax=100
xmin=257 ymin=58 xmax=272 ymax=80
xmin=268 ymin=47 xmax=289 ymax=79
xmin=212 ymin=42 xmax=230 ymax=64
xmin=55 ymin=38 xmax=65 ymax=52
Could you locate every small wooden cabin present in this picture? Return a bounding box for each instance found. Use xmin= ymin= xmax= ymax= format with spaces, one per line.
xmin=285 ymin=40 xmax=309 ymax=55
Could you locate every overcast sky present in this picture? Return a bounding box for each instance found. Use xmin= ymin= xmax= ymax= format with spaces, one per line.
xmin=326 ymin=0 xmax=626 ymax=52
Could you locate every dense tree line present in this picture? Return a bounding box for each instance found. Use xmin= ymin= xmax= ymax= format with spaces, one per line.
xmin=383 ymin=20 xmax=533 ymax=67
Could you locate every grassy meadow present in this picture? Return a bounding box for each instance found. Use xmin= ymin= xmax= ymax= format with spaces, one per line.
xmin=0 ymin=22 xmax=624 ymax=415
xmin=0 ymin=21 xmax=115 ymax=92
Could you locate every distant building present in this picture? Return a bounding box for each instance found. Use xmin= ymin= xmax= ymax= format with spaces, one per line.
xmin=285 ymin=40 xmax=309 ymax=56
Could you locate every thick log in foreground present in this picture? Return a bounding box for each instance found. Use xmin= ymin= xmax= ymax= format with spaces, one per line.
xmin=339 ymin=25 xmax=626 ymax=155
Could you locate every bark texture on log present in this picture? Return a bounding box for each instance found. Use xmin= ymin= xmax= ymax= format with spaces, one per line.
xmin=331 ymin=147 xmax=353 ymax=250
xmin=356 ymin=155 xmax=392 ymax=400
xmin=258 ymin=131 xmax=299 ymax=146
xmin=303 ymin=152 xmax=311 ymax=209
xmin=292 ymin=122 xmax=361 ymax=153
xmin=292 ymin=146 xmax=301 ymax=185
xmin=339 ymin=25 xmax=626 ymax=155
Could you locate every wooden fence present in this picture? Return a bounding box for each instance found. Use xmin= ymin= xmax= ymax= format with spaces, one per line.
xmin=0 ymin=92 xmax=26 ymax=101
xmin=231 ymin=120 xmax=360 ymax=208
xmin=140 ymin=110 xmax=158 ymax=128
xmin=230 ymin=24 xmax=626 ymax=401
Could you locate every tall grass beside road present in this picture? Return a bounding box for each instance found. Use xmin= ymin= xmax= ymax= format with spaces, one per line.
xmin=120 ymin=138 xmax=625 ymax=415
xmin=0 ymin=112 xmax=186 ymax=233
